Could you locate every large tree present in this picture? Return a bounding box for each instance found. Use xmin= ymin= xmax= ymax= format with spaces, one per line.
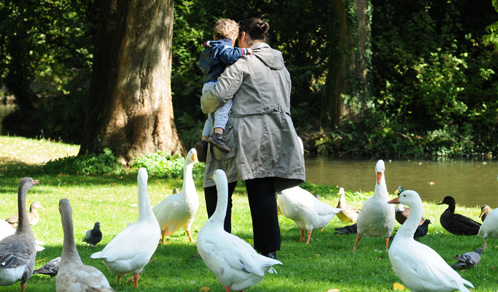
xmin=327 ymin=0 xmax=371 ymax=127
xmin=79 ymin=0 xmax=184 ymax=164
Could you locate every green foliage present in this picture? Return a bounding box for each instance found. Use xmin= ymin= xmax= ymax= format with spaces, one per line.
xmin=2 ymin=0 xmax=498 ymax=158
xmin=131 ymin=151 xmax=205 ymax=180
xmin=0 ymin=0 xmax=96 ymax=142
xmin=44 ymin=148 xmax=124 ymax=175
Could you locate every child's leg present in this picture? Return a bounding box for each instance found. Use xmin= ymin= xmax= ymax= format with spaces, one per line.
xmin=213 ymin=99 xmax=232 ymax=133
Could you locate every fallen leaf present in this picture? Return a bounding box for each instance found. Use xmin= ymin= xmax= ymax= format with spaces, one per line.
xmin=327 ymin=289 xmax=340 ymax=292
xmin=393 ymin=282 xmax=405 ymax=290
xmin=35 ymin=258 xmax=46 ymax=263
xmin=199 ymin=287 xmax=210 ymax=292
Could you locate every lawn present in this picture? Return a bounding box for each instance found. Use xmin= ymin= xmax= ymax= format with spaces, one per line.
xmin=0 ymin=136 xmax=496 ymax=291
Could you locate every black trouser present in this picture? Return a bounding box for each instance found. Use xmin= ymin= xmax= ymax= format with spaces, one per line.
xmin=204 ymin=177 xmax=281 ymax=254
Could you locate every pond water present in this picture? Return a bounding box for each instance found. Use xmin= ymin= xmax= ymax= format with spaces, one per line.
xmin=305 ymin=157 xmax=498 ymax=208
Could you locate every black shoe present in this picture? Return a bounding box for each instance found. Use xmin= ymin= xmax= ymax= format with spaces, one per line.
xmin=262 ymin=251 xmax=277 ymax=260
xmin=208 ymin=133 xmax=230 ymax=153
xmin=194 ymin=140 xmax=208 ymax=162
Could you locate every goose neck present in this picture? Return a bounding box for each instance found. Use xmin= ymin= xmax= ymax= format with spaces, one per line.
xmin=16 ymin=185 xmax=33 ymax=236
xmin=210 ymin=186 xmax=228 ymax=225
xmin=60 ymin=207 xmax=82 ymax=264
xmin=397 ymin=202 xmax=423 ymax=238
xmin=138 ymin=181 xmax=154 ymax=222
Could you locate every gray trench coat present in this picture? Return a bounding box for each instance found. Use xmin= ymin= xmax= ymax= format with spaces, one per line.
xmin=200 ymin=42 xmax=305 ymax=191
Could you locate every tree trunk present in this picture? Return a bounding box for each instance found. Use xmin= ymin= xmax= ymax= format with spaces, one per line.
xmin=327 ymin=0 xmax=370 ymax=127
xmin=79 ymin=0 xmax=184 ymax=165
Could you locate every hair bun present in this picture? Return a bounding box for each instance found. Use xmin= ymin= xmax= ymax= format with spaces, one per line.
xmin=256 ymin=21 xmax=269 ymax=34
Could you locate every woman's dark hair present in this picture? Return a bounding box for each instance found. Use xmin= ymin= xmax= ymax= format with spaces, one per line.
xmin=238 ymin=17 xmax=269 ymax=43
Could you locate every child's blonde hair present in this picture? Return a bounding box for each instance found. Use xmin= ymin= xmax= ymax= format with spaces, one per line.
xmin=213 ymin=18 xmax=239 ymax=41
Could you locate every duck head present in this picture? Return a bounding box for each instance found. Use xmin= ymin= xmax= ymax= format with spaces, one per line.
xmin=375 ymin=160 xmax=385 ymax=185
xmin=437 ymin=196 xmax=456 ymax=206
xmin=388 ymin=190 xmax=422 ymax=207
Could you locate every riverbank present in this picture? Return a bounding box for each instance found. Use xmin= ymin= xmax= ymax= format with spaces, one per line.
xmin=0 ymin=136 xmax=496 ymax=291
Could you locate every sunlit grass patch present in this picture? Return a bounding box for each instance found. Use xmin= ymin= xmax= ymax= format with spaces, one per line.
xmin=0 ymin=136 xmax=496 ymax=291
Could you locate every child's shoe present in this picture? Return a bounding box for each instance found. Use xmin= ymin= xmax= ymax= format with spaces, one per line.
xmin=195 ymin=140 xmax=208 ymax=162
xmin=208 ymin=133 xmax=230 ymax=153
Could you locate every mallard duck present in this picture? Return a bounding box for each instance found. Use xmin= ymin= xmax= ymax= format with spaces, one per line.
xmin=479 ymin=205 xmax=493 ymax=222
xmin=277 ymin=186 xmax=342 ymax=244
xmin=91 ymin=168 xmax=160 ymax=288
xmin=33 ymin=257 xmax=61 ymax=278
xmin=83 ymin=222 xmax=102 ymax=247
xmin=56 ymin=199 xmax=114 ymax=291
xmin=6 ymin=201 xmax=45 ymax=228
xmin=153 ymin=148 xmax=199 ymax=244
xmin=438 ymin=196 xmax=481 ymax=236
xmin=197 ymin=169 xmax=282 ymax=291
xmin=450 ymin=248 xmax=483 ymax=270
xmin=478 ymin=208 xmax=498 ymax=249
xmin=336 ymin=187 xmax=360 ymax=223
xmin=388 ymin=190 xmax=474 ymax=292
xmin=0 ymin=178 xmax=39 ymax=292
xmin=394 ymin=186 xmax=409 ymax=224
xmin=353 ymin=160 xmax=395 ymax=250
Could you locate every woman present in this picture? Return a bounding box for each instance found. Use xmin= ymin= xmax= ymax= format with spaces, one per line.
xmin=200 ymin=17 xmax=305 ymax=259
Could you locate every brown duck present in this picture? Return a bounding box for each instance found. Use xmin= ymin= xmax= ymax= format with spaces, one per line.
xmin=6 ymin=201 xmax=45 ymax=228
xmin=336 ymin=187 xmax=360 ymax=223
xmin=479 ymin=205 xmax=493 ymax=222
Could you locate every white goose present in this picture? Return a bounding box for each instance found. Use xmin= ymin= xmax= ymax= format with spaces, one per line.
xmin=277 ymin=186 xmax=342 ymax=244
xmin=478 ymin=208 xmax=498 ymax=249
xmin=56 ymin=198 xmax=115 ymax=291
xmin=197 ymin=169 xmax=282 ymax=292
xmin=388 ymin=190 xmax=474 ymax=292
xmin=91 ymin=168 xmax=160 ymax=288
xmin=0 ymin=178 xmax=38 ymax=292
xmin=153 ymin=148 xmax=199 ymax=244
xmin=353 ymin=160 xmax=395 ymax=250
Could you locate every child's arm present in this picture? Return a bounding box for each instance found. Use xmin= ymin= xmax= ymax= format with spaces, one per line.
xmin=218 ymin=47 xmax=252 ymax=66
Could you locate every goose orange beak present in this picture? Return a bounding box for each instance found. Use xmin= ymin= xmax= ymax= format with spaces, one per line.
xmin=33 ymin=180 xmax=40 ymax=185
xmin=376 ymin=172 xmax=382 ymax=184
xmin=192 ymin=153 xmax=198 ymax=163
xmin=388 ymin=196 xmax=400 ymax=204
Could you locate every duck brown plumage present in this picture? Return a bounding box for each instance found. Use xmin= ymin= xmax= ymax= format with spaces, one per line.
xmin=336 ymin=187 xmax=360 ymax=223
xmin=6 ymin=201 xmax=45 ymax=228
xmin=479 ymin=205 xmax=493 ymax=222
xmin=438 ymin=196 xmax=481 ymax=236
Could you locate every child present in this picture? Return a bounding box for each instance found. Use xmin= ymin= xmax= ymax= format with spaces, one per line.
xmin=195 ymin=18 xmax=251 ymax=162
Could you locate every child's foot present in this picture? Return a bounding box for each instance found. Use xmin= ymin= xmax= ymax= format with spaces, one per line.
xmin=208 ymin=133 xmax=230 ymax=153
xmin=194 ymin=140 xmax=208 ymax=162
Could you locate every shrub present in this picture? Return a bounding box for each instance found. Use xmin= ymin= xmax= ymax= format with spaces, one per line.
xmin=131 ymin=151 xmax=205 ymax=180
xmin=44 ymin=148 xmax=123 ymax=175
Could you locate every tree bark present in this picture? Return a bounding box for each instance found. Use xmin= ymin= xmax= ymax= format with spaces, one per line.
xmin=327 ymin=0 xmax=370 ymax=127
xmin=79 ymin=0 xmax=184 ymax=164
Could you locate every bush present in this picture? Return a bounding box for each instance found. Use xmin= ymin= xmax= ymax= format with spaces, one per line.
xmin=44 ymin=148 xmax=124 ymax=175
xmin=131 ymin=151 xmax=205 ymax=180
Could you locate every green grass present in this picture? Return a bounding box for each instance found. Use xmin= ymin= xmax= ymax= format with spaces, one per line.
xmin=0 ymin=136 xmax=496 ymax=291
